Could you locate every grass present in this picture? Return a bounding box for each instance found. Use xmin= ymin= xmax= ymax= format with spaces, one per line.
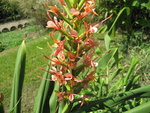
xmin=0 ymin=25 xmax=46 ymax=50
xmin=0 ymin=26 xmax=53 ymax=112
xmin=0 ymin=26 xmax=32 ymax=49
xmin=126 ymin=44 xmax=150 ymax=85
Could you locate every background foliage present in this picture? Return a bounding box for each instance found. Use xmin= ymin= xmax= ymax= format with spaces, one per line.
xmin=0 ymin=0 xmax=25 ymax=23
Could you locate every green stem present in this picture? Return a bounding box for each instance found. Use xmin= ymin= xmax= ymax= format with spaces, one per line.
xmin=59 ymin=13 xmax=74 ymax=27
xmin=65 ymin=0 xmax=72 ymax=9
xmin=77 ymin=0 xmax=86 ymax=10
xmin=63 ymin=6 xmax=73 ymax=19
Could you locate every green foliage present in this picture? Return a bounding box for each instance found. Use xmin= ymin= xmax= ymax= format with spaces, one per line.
xmin=9 ymin=41 xmax=26 ymax=113
xmin=0 ymin=0 xmax=25 ymax=22
xmin=123 ymin=101 xmax=150 ymax=113
xmin=33 ymin=66 xmax=53 ymax=113
xmin=0 ymin=104 xmax=4 ymax=113
xmin=68 ymin=47 xmax=148 ymax=112
xmin=122 ymin=44 xmax=150 ymax=85
xmin=71 ymin=85 xmax=150 ymax=113
xmin=0 ymin=42 xmax=6 ymax=52
xmin=15 ymin=0 xmax=59 ymax=27
xmin=49 ymin=81 xmax=59 ymax=113
xmin=97 ymin=0 xmax=150 ymax=50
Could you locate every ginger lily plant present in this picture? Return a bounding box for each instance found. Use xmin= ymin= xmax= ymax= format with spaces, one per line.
xmin=42 ymin=0 xmax=150 ymax=113
xmin=45 ymin=0 xmax=109 ymax=106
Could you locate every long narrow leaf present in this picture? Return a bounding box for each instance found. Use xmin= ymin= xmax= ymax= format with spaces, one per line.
xmin=123 ymin=101 xmax=150 ymax=113
xmin=49 ymin=81 xmax=59 ymax=113
xmin=0 ymin=103 xmax=4 ymax=113
xmin=108 ymin=7 xmax=130 ymax=33
xmin=33 ymin=65 xmax=54 ymax=113
xmin=104 ymin=33 xmax=111 ymax=50
xmin=9 ymin=41 xmax=26 ymax=113
xmin=71 ymin=85 xmax=150 ymax=113
xmin=124 ymin=57 xmax=138 ymax=86
xmin=97 ymin=48 xmax=118 ymax=69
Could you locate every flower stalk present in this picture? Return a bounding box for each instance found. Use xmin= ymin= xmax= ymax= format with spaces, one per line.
xmin=44 ymin=0 xmax=112 ymax=112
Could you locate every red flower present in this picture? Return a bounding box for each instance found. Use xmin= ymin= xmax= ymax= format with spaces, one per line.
xmin=64 ymin=73 xmax=82 ymax=82
xmin=68 ymin=52 xmax=77 ymax=62
xmin=65 ymin=73 xmax=73 ymax=80
xmin=50 ymin=70 xmax=66 ymax=85
xmin=67 ymin=62 xmax=77 ymax=70
xmin=56 ymin=91 xmax=66 ymax=101
xmin=68 ymin=93 xmax=75 ymax=101
xmin=85 ymin=38 xmax=99 ymax=48
xmin=59 ymin=0 xmax=66 ymax=5
xmin=69 ymin=28 xmax=78 ymax=38
xmin=70 ymin=8 xmax=80 ymax=17
xmin=80 ymin=1 xmax=98 ymax=19
xmin=85 ymin=70 xmax=96 ymax=81
xmin=57 ymin=51 xmax=65 ymax=62
xmin=73 ymin=77 xmax=83 ymax=82
xmin=83 ymin=53 xmax=94 ymax=67
xmin=51 ymin=57 xmax=62 ymax=65
xmin=89 ymin=25 xmax=98 ymax=33
xmin=47 ymin=17 xmax=63 ymax=30
xmin=47 ymin=21 xmax=59 ymax=30
xmin=83 ymin=70 xmax=96 ymax=87
xmin=54 ymin=39 xmax=66 ymax=57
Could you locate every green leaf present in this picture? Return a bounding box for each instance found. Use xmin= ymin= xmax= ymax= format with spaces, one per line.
xmin=104 ymin=33 xmax=111 ymax=50
xmin=71 ymin=85 xmax=150 ymax=113
xmin=0 ymin=103 xmax=4 ymax=113
xmin=109 ymin=67 xmax=122 ymax=81
xmin=124 ymin=57 xmax=138 ymax=86
xmin=9 ymin=40 xmax=26 ymax=113
xmin=63 ymin=6 xmax=73 ymax=19
xmin=123 ymin=101 xmax=150 ymax=113
xmin=49 ymin=81 xmax=59 ymax=113
xmin=58 ymin=101 xmax=65 ymax=113
xmin=132 ymin=1 xmax=140 ymax=7
xmin=33 ymin=33 xmax=61 ymax=113
xmin=108 ymin=7 xmax=131 ymax=36
xmin=97 ymin=48 xmax=118 ymax=69
xmin=78 ymin=0 xmax=86 ymax=9
xmin=141 ymin=1 xmax=150 ymax=10
xmin=64 ymin=0 xmax=72 ymax=9
xmin=33 ymin=65 xmax=54 ymax=113
xmin=138 ymin=19 xmax=150 ymax=27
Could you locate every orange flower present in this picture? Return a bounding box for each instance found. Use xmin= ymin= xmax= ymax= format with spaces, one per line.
xmin=59 ymin=0 xmax=66 ymax=5
xmin=68 ymin=52 xmax=77 ymax=62
xmin=69 ymin=28 xmax=78 ymax=38
xmin=48 ymin=6 xmax=60 ymax=15
xmin=50 ymin=70 xmax=66 ymax=85
xmin=51 ymin=57 xmax=62 ymax=65
xmin=70 ymin=8 xmax=80 ymax=17
xmin=80 ymin=1 xmax=98 ymax=19
xmin=54 ymin=40 xmax=66 ymax=57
